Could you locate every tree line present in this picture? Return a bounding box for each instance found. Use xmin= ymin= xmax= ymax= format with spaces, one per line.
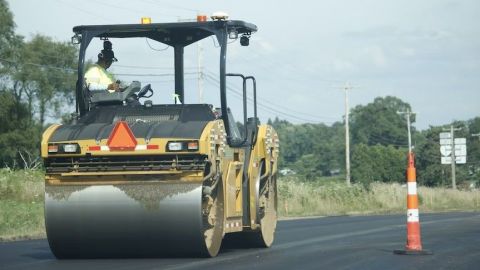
xmin=0 ymin=0 xmax=77 ymax=168
xmin=269 ymin=96 xmax=480 ymax=188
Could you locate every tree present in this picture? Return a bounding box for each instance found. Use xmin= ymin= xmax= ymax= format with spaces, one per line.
xmin=15 ymin=35 xmax=77 ymax=126
xmin=270 ymin=117 xmax=344 ymax=178
xmin=0 ymin=91 xmax=40 ymax=168
xmin=351 ymin=143 xmax=406 ymax=185
xmin=0 ymin=1 xmax=78 ymax=168
xmin=467 ymin=118 xmax=480 ymax=187
xmin=350 ymin=96 xmax=412 ymax=147
xmin=0 ymin=0 xmax=23 ymax=88
xmin=0 ymin=0 xmax=15 ymax=51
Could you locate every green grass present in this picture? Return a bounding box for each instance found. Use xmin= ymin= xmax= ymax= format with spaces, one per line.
xmin=0 ymin=170 xmax=479 ymax=241
xmin=0 ymin=169 xmax=45 ymax=241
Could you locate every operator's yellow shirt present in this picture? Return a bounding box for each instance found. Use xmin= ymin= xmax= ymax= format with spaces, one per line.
xmin=84 ymin=64 xmax=116 ymax=92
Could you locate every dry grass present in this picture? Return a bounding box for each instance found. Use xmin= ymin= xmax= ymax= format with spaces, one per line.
xmin=278 ymin=176 xmax=480 ymax=217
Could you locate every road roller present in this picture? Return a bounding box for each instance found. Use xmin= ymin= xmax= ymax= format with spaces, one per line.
xmin=41 ymin=16 xmax=279 ymax=258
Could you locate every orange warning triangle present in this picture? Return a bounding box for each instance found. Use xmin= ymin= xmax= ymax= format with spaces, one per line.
xmin=107 ymin=121 xmax=137 ymax=151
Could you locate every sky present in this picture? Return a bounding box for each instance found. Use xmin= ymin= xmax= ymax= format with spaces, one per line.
xmin=7 ymin=0 xmax=480 ymax=130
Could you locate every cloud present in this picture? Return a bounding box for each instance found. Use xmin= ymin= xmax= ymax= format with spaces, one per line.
xmin=343 ymin=25 xmax=398 ymax=39
xmin=330 ymin=45 xmax=388 ymax=73
xmin=255 ymin=37 xmax=276 ymax=54
xmin=345 ymin=26 xmax=453 ymax=42
xmin=399 ymin=47 xmax=416 ymax=57
xmin=360 ymin=45 xmax=388 ymax=68
xmin=333 ymin=59 xmax=355 ymax=72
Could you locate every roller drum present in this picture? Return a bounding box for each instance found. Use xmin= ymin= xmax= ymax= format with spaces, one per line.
xmin=45 ymin=181 xmax=209 ymax=258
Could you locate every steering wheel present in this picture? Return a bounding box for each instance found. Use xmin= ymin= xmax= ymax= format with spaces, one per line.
xmin=137 ymin=84 xmax=153 ymax=99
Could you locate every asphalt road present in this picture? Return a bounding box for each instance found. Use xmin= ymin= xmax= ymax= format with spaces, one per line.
xmin=1 ymin=212 xmax=479 ymax=270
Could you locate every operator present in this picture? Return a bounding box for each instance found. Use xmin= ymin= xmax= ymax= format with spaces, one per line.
xmin=84 ymin=40 xmax=125 ymax=92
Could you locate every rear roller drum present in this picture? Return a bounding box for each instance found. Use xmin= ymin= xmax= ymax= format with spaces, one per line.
xmin=223 ymin=162 xmax=277 ymax=248
xmin=255 ymin=171 xmax=277 ymax=247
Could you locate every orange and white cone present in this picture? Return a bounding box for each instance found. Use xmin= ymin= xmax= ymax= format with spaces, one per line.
xmin=394 ymin=152 xmax=432 ymax=255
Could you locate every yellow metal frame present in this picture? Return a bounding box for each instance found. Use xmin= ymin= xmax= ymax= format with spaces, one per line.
xmin=41 ymin=119 xmax=279 ymax=232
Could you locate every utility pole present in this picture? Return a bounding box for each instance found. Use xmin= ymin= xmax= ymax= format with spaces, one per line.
xmin=197 ymin=39 xmax=204 ymax=102
xmin=178 ymin=14 xmax=205 ymax=103
xmin=443 ymin=125 xmax=461 ymax=189
xmin=397 ymin=109 xmax=416 ymax=152
xmin=343 ymin=82 xmax=353 ymax=186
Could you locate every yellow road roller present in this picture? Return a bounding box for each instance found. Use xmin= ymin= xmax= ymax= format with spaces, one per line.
xmin=41 ymin=17 xmax=279 ymax=258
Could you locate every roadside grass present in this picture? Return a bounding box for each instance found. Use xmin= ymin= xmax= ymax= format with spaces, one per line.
xmin=0 ymin=169 xmax=479 ymax=240
xmin=278 ymin=176 xmax=480 ymax=217
xmin=0 ymin=169 xmax=45 ymax=241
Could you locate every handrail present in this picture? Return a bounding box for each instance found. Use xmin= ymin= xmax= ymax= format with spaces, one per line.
xmin=226 ymin=73 xmax=248 ymax=147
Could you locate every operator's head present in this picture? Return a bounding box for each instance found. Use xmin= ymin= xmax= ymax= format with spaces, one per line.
xmin=97 ymin=40 xmax=118 ymax=68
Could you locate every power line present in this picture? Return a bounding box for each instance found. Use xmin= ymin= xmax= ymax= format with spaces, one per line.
xmin=86 ymin=0 xmax=178 ymax=18
xmin=207 ymin=71 xmax=337 ymax=120
xmin=203 ymin=72 xmax=335 ymax=124
xmin=54 ymin=0 xmax=115 ymax=23
xmin=242 ymin=46 xmax=343 ymax=84
xmin=0 ymin=57 xmax=201 ymax=79
xmin=0 ymin=58 xmax=204 ymax=82
xmin=139 ymin=0 xmax=199 ymax=13
xmin=114 ymin=64 xmax=197 ymax=70
xmin=114 ymin=72 xmax=198 ymax=77
xmin=366 ymin=133 xmax=408 ymax=147
xmin=137 ymin=77 xmax=197 ymax=84
xmin=204 ymin=73 xmax=307 ymax=121
xmin=0 ymin=57 xmax=76 ymax=72
xmin=17 ymin=43 xmax=198 ymax=71
xmin=204 ymin=69 xmax=338 ymax=121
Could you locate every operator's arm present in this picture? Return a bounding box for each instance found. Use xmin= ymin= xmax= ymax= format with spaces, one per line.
xmin=91 ymin=82 xmax=119 ymax=92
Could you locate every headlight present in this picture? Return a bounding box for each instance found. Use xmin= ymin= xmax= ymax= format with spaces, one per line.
xmin=63 ymin=144 xmax=78 ymax=153
xmin=167 ymin=142 xmax=183 ymax=151
xmin=47 ymin=143 xmax=80 ymax=154
xmin=166 ymin=141 xmax=199 ymax=152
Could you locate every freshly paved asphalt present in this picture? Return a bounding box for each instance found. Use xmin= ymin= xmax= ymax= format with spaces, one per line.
xmin=1 ymin=212 xmax=479 ymax=270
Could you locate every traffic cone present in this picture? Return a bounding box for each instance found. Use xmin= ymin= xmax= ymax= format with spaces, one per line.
xmin=394 ymin=152 xmax=432 ymax=255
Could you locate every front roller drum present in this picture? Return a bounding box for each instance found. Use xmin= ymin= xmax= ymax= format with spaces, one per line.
xmin=45 ymin=180 xmax=224 ymax=258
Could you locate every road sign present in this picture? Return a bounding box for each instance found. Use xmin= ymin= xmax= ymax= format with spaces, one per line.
xmin=439 ymin=138 xmax=451 ymax=145
xmin=439 ymin=132 xmax=451 ymax=139
xmin=441 ymin=156 xmax=466 ymax=164
xmin=439 ymin=136 xmax=467 ymax=164
xmin=440 ymin=137 xmax=466 ymax=146
xmin=440 ymin=144 xmax=467 ymax=157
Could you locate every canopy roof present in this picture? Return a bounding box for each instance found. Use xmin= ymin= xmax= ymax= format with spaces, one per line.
xmin=73 ymin=20 xmax=257 ymax=46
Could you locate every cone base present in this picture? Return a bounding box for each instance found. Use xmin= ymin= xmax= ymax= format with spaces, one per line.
xmin=393 ymin=249 xmax=433 ymax=255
